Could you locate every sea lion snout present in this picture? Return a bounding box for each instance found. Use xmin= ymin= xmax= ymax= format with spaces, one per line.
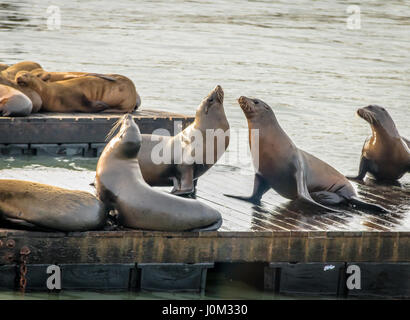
xmin=214 ymin=85 xmax=224 ymax=103
xmin=237 ymin=96 xmax=254 ymax=114
xmin=15 ymin=71 xmax=32 ymax=86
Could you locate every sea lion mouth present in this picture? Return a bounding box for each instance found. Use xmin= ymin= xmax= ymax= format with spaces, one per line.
xmin=214 ymin=85 xmax=224 ymax=103
xmin=238 ymin=96 xmax=254 ymax=114
xmin=357 ymin=107 xmax=375 ymax=125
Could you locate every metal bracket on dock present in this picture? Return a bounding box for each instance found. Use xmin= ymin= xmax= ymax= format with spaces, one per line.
xmin=136 ymin=263 xmax=214 ymax=293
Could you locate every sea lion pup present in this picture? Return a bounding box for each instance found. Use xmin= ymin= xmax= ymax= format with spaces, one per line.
xmin=15 ymin=71 xmax=139 ymax=113
xmin=0 ymin=180 xmax=106 ymax=231
xmin=95 ymin=114 xmax=222 ymax=231
xmin=224 ymin=96 xmax=388 ymax=213
xmin=135 ymin=85 xmax=229 ymax=195
xmin=0 ymin=84 xmax=33 ymax=116
xmin=0 ymin=61 xmax=42 ymax=81
xmin=347 ymin=105 xmax=410 ymax=182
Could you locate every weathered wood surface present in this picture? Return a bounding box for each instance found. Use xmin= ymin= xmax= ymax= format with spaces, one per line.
xmin=0 ymin=110 xmax=194 ymax=144
xmin=0 ymin=229 xmax=409 ymax=265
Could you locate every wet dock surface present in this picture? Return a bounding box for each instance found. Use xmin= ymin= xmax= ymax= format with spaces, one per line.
xmin=196 ymin=166 xmax=410 ymax=232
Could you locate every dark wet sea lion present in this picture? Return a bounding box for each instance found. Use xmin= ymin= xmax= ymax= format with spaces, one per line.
xmin=95 ymin=114 xmax=222 ymax=231
xmin=0 ymin=180 xmax=107 ymax=231
xmin=0 ymin=84 xmax=33 ymax=116
xmin=135 ymin=85 xmax=229 ymax=195
xmin=16 ymin=71 xmax=140 ymax=113
xmin=0 ymin=74 xmax=42 ymax=112
xmin=225 ymin=96 xmax=388 ymax=213
xmin=0 ymin=61 xmax=42 ymax=81
xmin=347 ymin=105 xmax=410 ymax=182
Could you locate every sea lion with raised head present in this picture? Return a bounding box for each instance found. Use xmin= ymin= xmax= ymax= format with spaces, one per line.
xmin=0 ymin=84 xmax=33 ymax=116
xmin=225 ymin=96 xmax=388 ymax=213
xmin=15 ymin=71 xmax=140 ymax=113
xmin=0 ymin=180 xmax=107 ymax=231
xmin=347 ymin=105 xmax=410 ymax=182
xmin=134 ymin=85 xmax=229 ymax=195
xmin=95 ymin=114 xmax=222 ymax=231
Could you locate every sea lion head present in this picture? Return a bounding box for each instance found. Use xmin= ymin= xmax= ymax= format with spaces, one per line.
xmin=357 ymin=105 xmax=399 ymax=136
xmin=237 ymin=96 xmax=275 ymax=123
xmin=15 ymin=71 xmax=36 ymax=87
xmin=106 ymin=113 xmax=142 ymax=158
xmin=194 ymin=85 xmax=227 ymax=129
xmin=30 ymin=68 xmax=51 ymax=81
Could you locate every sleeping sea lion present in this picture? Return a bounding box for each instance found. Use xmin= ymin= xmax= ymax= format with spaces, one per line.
xmin=15 ymin=71 xmax=140 ymax=113
xmin=0 ymin=180 xmax=106 ymax=231
xmin=95 ymin=114 xmax=222 ymax=231
xmin=225 ymin=96 xmax=388 ymax=213
xmin=0 ymin=61 xmax=42 ymax=81
xmin=347 ymin=105 xmax=409 ymax=182
xmin=0 ymin=84 xmax=33 ymax=116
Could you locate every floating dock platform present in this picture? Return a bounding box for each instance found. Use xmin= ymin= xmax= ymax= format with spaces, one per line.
xmin=0 ymin=111 xmax=409 ymax=298
xmin=0 ymin=110 xmax=194 ymax=156
xmin=1 ymin=169 xmax=409 ymax=298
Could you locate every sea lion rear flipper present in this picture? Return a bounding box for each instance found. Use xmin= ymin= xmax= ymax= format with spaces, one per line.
xmin=346 ymin=156 xmax=369 ymax=182
xmin=348 ymin=196 xmax=390 ymax=214
xmin=224 ymin=173 xmax=270 ymax=204
xmin=310 ymin=191 xmax=344 ymax=205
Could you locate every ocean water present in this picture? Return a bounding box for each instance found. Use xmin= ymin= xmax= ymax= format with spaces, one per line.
xmin=0 ymin=0 xmax=409 ymax=299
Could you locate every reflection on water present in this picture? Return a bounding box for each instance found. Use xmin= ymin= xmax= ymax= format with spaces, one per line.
xmin=0 ymin=0 xmax=409 ymax=299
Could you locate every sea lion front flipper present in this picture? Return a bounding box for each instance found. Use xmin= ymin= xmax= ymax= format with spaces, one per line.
xmin=90 ymin=100 xmax=110 ymax=112
xmin=348 ymin=196 xmax=390 ymax=214
xmin=171 ymin=165 xmax=195 ymax=196
xmin=224 ymin=173 xmax=270 ymax=204
xmin=85 ymin=73 xmax=116 ymax=82
xmin=346 ymin=156 xmax=369 ymax=182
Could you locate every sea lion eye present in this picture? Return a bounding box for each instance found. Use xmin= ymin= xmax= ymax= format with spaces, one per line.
xmin=254 ymin=100 xmax=259 ymax=104
xmin=209 ymin=97 xmax=214 ymax=103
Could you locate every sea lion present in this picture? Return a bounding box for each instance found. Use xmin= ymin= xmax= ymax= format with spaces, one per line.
xmin=15 ymin=71 xmax=140 ymax=113
xmin=133 ymin=85 xmax=229 ymax=195
xmin=1 ymin=61 xmax=42 ymax=81
xmin=0 ymin=180 xmax=107 ymax=231
xmin=95 ymin=114 xmax=222 ymax=231
xmin=347 ymin=105 xmax=410 ymax=182
xmin=0 ymin=63 xmax=9 ymax=71
xmin=225 ymin=96 xmax=388 ymax=213
xmin=0 ymin=74 xmax=42 ymax=113
xmin=0 ymin=84 xmax=33 ymax=116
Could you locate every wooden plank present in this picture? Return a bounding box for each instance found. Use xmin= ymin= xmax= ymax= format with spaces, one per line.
xmin=0 ymin=110 xmax=194 ymax=144
xmin=0 ymin=230 xmax=409 ymax=265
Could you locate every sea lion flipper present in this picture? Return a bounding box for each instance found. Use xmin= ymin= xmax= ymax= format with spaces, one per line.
xmin=348 ymin=196 xmax=390 ymax=214
xmin=346 ymin=156 xmax=369 ymax=181
xmin=224 ymin=173 xmax=269 ymax=204
xmin=171 ymin=165 xmax=195 ymax=196
xmin=310 ymin=191 xmax=344 ymax=205
xmin=85 ymin=73 xmax=116 ymax=82
xmin=90 ymin=100 xmax=110 ymax=112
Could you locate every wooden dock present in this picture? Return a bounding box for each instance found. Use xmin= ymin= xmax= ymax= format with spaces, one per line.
xmin=0 ymin=110 xmax=194 ymax=156
xmin=0 ymin=168 xmax=409 ymax=297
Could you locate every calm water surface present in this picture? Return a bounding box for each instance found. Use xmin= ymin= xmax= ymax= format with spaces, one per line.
xmin=0 ymin=0 xmax=409 ymax=299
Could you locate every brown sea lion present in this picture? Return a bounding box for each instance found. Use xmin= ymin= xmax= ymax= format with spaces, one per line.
xmin=0 ymin=74 xmax=42 ymax=113
xmin=225 ymin=96 xmax=388 ymax=213
xmin=95 ymin=114 xmax=222 ymax=231
xmin=347 ymin=105 xmax=410 ymax=182
xmin=133 ymin=85 xmax=229 ymax=195
xmin=0 ymin=63 xmax=9 ymax=71
xmin=0 ymin=180 xmax=107 ymax=231
xmin=0 ymin=84 xmax=33 ymax=116
xmin=15 ymin=71 xmax=140 ymax=113
xmin=0 ymin=61 xmax=42 ymax=81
